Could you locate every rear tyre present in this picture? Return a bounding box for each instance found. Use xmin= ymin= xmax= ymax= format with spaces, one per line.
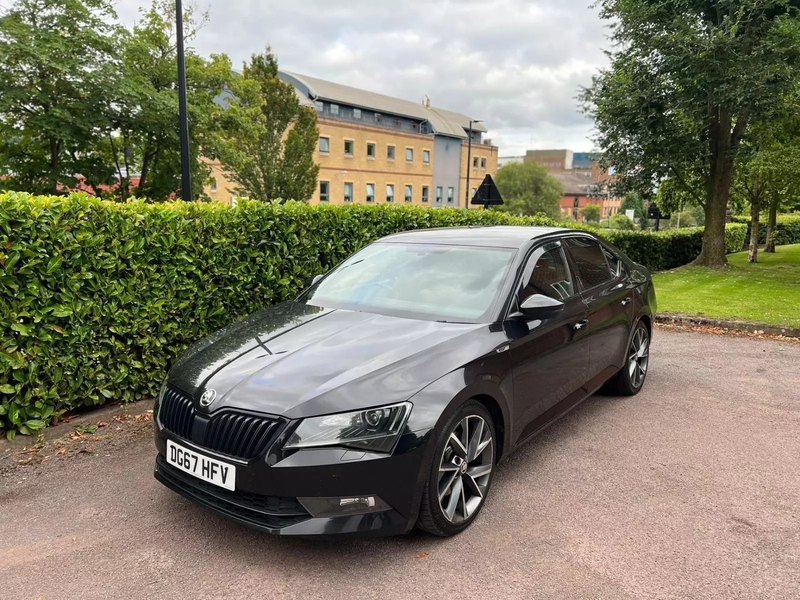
xmin=607 ymin=321 xmax=650 ymax=396
xmin=416 ymin=400 xmax=496 ymax=537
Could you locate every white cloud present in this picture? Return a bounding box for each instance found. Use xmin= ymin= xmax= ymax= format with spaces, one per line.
xmin=114 ymin=0 xmax=609 ymax=154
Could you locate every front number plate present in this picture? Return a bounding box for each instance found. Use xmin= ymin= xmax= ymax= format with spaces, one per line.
xmin=166 ymin=439 xmax=236 ymax=491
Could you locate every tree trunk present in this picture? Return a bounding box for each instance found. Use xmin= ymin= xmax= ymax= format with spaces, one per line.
xmin=748 ymin=191 xmax=761 ymax=263
xmin=764 ymin=197 xmax=778 ymax=253
xmin=694 ymin=109 xmax=737 ymax=268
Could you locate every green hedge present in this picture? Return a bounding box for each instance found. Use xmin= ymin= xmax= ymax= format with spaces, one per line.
xmin=732 ymin=214 xmax=800 ymax=246
xmin=0 ymin=193 xmax=748 ymax=436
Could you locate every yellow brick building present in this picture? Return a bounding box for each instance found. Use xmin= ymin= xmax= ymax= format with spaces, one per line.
xmin=205 ymin=71 xmax=498 ymax=208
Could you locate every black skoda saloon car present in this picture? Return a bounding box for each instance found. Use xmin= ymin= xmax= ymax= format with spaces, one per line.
xmin=154 ymin=226 xmax=656 ymax=537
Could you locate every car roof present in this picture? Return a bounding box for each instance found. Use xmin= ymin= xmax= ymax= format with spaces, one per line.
xmin=378 ymin=225 xmax=576 ymax=249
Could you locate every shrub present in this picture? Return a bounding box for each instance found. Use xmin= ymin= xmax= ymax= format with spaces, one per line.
xmin=609 ymin=213 xmax=636 ymax=230
xmin=0 ymin=193 xmax=748 ymax=436
xmin=732 ymin=214 xmax=800 ymax=245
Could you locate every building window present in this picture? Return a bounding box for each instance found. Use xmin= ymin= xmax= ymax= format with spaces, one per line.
xmin=436 ymin=186 xmax=443 ymax=203
xmin=320 ymin=181 xmax=330 ymax=202
xmin=406 ymin=148 xmax=414 ymax=162
xmin=367 ymin=143 xmax=375 ymax=158
xmin=319 ymin=137 xmax=330 ymax=153
xmin=366 ymin=183 xmax=374 ymax=203
xmin=230 ymin=197 xmax=238 ymax=208
xmin=573 ymin=197 xmax=580 ymax=208
xmin=314 ymin=100 xmax=323 ymax=112
xmin=422 ymin=186 xmax=429 ymax=203
xmin=344 ymin=139 xmax=354 ymax=156
xmin=387 ymin=145 xmax=395 ymax=160
xmin=447 ymin=187 xmax=454 ymax=204
xmin=423 ymin=150 xmax=430 ymax=164
xmin=473 ymin=157 xmax=479 ymax=168
xmin=344 ymin=182 xmax=353 ymax=203
xmin=330 ymin=104 xmax=339 ymax=116
xmin=375 ymin=112 xmax=382 ymax=123
xmin=405 ymin=185 xmax=412 ymax=203
xmin=386 ymin=184 xmax=394 ymax=203
xmin=210 ymin=178 xmax=217 ymax=192
xmin=353 ymin=108 xmax=361 ymax=120
xmin=481 ymin=158 xmax=486 ymax=169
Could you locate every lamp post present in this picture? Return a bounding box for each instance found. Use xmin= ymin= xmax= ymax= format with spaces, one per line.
xmin=465 ymin=119 xmax=482 ymax=209
xmin=176 ymin=0 xmax=192 ymax=201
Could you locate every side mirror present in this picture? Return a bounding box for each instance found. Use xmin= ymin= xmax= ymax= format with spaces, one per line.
xmin=308 ymin=274 xmax=324 ymax=287
xmin=518 ymin=294 xmax=564 ymax=320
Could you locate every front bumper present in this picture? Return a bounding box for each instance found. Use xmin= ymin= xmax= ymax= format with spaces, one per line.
xmin=153 ymin=425 xmax=434 ymax=538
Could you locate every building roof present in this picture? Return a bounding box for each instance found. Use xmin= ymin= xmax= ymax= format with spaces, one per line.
xmin=379 ymin=226 xmax=571 ymax=249
xmin=281 ymin=71 xmax=486 ymax=140
xmin=549 ymin=171 xmax=601 ymax=196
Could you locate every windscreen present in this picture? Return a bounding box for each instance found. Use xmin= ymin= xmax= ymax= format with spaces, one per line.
xmin=303 ymin=243 xmax=516 ymax=322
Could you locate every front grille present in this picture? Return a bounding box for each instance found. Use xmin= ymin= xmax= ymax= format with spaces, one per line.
xmin=159 ymin=387 xmax=195 ymax=439
xmin=156 ymin=456 xmax=311 ymax=530
xmin=205 ymin=412 xmax=280 ymax=462
xmin=158 ymin=386 xmax=283 ymax=461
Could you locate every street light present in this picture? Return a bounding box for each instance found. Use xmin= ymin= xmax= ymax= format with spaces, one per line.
xmin=176 ymin=0 xmax=192 ymax=201
xmin=465 ymin=119 xmax=482 ymax=209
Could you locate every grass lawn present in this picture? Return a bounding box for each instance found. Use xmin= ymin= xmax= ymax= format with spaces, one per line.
xmin=653 ymin=244 xmax=800 ymax=328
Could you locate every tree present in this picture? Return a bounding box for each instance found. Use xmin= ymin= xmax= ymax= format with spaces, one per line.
xmin=0 ymin=0 xmax=124 ymax=195
xmin=214 ymin=48 xmax=319 ymax=202
xmin=107 ymin=0 xmax=235 ymax=201
xmin=582 ymin=0 xmax=800 ymax=267
xmin=579 ymin=203 xmax=602 ymax=222
xmin=494 ymin=162 xmax=562 ymax=218
xmin=733 ymin=92 xmax=800 ymax=260
xmin=620 ymin=192 xmax=650 ymax=228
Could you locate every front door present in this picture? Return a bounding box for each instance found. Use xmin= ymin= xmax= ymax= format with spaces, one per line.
xmin=508 ymin=241 xmax=590 ymax=444
xmin=564 ymin=237 xmax=633 ymax=386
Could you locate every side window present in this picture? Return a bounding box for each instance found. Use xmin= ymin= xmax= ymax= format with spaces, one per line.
xmin=520 ymin=246 xmax=574 ymax=302
xmin=602 ymin=246 xmax=624 ymax=278
xmin=565 ymin=238 xmax=614 ymax=290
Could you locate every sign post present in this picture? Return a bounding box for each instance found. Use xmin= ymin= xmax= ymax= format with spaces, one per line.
xmin=470 ymin=174 xmax=504 ymax=210
xmin=647 ymin=203 xmax=671 ymax=231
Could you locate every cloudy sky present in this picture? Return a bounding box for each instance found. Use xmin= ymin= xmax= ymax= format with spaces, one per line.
xmin=116 ymin=0 xmax=612 ymax=156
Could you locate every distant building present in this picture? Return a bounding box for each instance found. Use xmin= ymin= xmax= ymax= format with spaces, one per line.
xmin=498 ymin=156 xmax=524 ymax=168
xmin=519 ymin=148 xmax=620 ymax=221
xmin=205 ymin=71 xmax=498 ymax=208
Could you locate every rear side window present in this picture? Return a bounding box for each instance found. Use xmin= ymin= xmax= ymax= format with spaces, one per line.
xmin=565 ymin=238 xmax=615 ymax=290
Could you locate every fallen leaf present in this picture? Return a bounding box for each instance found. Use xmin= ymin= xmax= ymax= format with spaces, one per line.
xmin=96 ymin=421 xmax=108 ymax=428
xmin=91 ymin=436 xmax=100 ymax=442
xmin=415 ymin=552 xmax=430 ymax=559
xmin=57 ymin=447 xmax=66 ymax=455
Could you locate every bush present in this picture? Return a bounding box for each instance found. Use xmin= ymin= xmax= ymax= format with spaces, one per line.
xmin=732 ymin=214 xmax=800 ymax=246
xmin=609 ymin=213 xmax=636 ymax=230
xmin=0 ymin=193 xmax=748 ymax=436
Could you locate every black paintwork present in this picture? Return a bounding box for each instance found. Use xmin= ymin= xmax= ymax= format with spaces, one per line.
xmin=154 ymin=226 xmax=656 ymax=537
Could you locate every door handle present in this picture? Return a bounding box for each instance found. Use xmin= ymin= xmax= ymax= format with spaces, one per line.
xmin=574 ymin=319 xmax=589 ymax=331
xmin=621 ymin=297 xmax=632 ymax=306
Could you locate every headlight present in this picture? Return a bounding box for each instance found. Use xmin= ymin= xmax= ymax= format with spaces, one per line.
xmin=284 ymin=402 xmax=412 ymax=453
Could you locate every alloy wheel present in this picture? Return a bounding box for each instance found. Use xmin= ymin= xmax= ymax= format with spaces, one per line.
xmin=437 ymin=415 xmax=494 ymax=524
xmin=628 ymin=326 xmax=650 ymax=388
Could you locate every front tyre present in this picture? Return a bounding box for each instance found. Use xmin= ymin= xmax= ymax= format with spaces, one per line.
xmin=417 ymin=400 xmax=495 ymax=537
xmin=608 ymin=321 xmax=650 ymax=396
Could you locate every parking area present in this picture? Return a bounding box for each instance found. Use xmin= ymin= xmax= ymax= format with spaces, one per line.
xmin=2 ymin=328 xmax=799 ymax=600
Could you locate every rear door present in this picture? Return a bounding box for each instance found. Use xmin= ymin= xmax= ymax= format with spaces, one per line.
xmin=563 ymin=237 xmax=633 ymax=388
xmin=507 ymin=240 xmax=590 ymax=443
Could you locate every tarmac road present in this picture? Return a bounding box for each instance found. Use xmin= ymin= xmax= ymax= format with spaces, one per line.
xmin=2 ymin=329 xmax=799 ymax=600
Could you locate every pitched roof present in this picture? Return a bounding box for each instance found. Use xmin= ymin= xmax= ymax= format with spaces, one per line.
xmin=549 ymin=171 xmax=602 ymax=196
xmin=280 ymin=71 xmax=486 ymax=139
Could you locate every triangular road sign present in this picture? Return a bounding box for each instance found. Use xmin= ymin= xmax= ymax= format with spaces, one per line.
xmin=471 ymin=174 xmax=504 ymax=207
